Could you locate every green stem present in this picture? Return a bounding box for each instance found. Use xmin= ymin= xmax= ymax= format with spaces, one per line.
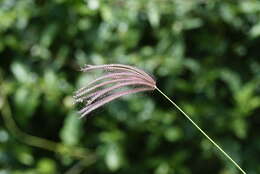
xmin=155 ymin=87 xmax=246 ymax=174
xmin=0 ymin=94 xmax=96 ymax=161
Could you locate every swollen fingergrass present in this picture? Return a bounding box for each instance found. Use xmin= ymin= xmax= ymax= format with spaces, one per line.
xmin=73 ymin=64 xmax=246 ymax=174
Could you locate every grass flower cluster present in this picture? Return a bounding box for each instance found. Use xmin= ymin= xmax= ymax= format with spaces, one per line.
xmin=74 ymin=64 xmax=246 ymax=174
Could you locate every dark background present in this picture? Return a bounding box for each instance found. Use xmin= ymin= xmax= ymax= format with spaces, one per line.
xmin=0 ymin=0 xmax=260 ymax=173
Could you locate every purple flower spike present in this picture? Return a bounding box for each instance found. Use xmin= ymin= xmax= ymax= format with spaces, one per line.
xmin=74 ymin=65 xmax=247 ymax=174
xmin=74 ymin=64 xmax=156 ymax=117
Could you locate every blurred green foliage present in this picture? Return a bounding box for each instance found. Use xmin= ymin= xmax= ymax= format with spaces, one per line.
xmin=0 ymin=0 xmax=260 ymax=174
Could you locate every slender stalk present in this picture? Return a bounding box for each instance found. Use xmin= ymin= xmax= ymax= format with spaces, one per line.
xmin=0 ymin=95 xmax=96 ymax=161
xmin=155 ymin=87 xmax=246 ymax=174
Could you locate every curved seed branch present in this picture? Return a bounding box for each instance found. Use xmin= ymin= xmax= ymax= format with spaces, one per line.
xmin=76 ymin=72 xmax=143 ymax=94
xmin=81 ymin=64 xmax=155 ymax=85
xmin=79 ymin=87 xmax=153 ymax=117
xmin=82 ymin=80 xmax=154 ymax=104
xmin=74 ymin=77 xmax=146 ymax=99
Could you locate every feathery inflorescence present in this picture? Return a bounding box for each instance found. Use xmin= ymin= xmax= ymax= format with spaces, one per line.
xmin=73 ymin=64 xmax=246 ymax=174
xmin=73 ymin=64 xmax=156 ymax=118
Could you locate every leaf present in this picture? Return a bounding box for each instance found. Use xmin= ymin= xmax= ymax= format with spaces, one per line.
xmin=60 ymin=112 xmax=82 ymax=146
xmin=105 ymin=144 xmax=122 ymax=171
xmin=250 ymin=23 xmax=260 ymax=38
xmin=14 ymin=87 xmax=40 ymax=118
